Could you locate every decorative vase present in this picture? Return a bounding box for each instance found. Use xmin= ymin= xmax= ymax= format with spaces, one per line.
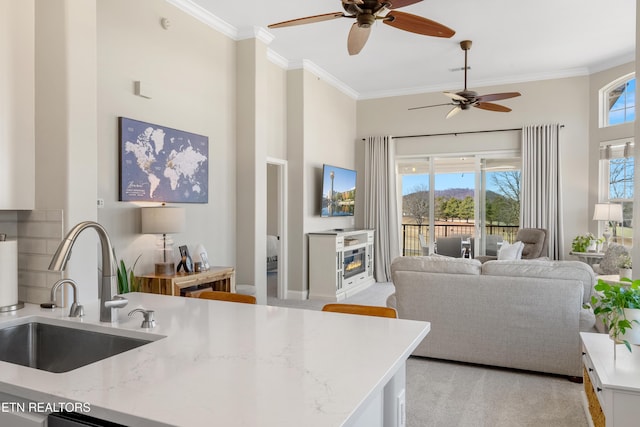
xmin=620 ymin=268 xmax=633 ymax=280
xmin=620 ymin=308 xmax=640 ymax=345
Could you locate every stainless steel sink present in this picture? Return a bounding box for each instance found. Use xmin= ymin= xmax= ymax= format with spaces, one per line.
xmin=0 ymin=319 xmax=161 ymax=373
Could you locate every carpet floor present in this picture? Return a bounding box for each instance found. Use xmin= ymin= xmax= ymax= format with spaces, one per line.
xmin=267 ymin=276 xmax=589 ymax=427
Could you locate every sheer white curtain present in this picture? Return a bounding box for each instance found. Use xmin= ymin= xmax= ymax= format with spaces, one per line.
xmin=364 ymin=136 xmax=400 ymax=281
xmin=521 ymin=124 xmax=563 ymax=259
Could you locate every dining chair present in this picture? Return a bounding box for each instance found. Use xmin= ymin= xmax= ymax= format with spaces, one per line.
xmin=435 ymin=236 xmax=464 ymax=258
xmin=197 ymin=291 xmax=256 ymax=304
xmin=322 ymin=303 xmax=397 ymax=318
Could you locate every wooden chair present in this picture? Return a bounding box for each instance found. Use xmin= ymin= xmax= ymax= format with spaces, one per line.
xmin=322 ymin=303 xmax=397 ymax=318
xmin=197 ymin=291 xmax=256 ymax=304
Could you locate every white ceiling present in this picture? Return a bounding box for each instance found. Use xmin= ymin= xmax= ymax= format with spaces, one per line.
xmin=187 ymin=0 xmax=636 ymax=100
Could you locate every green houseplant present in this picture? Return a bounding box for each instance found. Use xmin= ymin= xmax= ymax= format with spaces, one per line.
xmin=572 ymin=233 xmax=599 ymax=252
xmin=113 ymin=251 xmax=142 ymax=294
xmin=586 ymin=278 xmax=640 ymax=354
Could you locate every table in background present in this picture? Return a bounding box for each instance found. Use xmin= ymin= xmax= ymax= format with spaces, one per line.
xmin=137 ymin=266 xmax=235 ymax=296
xmin=570 ymin=251 xmax=604 ymax=267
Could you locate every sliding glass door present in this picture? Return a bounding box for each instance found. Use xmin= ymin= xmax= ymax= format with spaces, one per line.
xmin=398 ymin=154 xmax=521 ymax=258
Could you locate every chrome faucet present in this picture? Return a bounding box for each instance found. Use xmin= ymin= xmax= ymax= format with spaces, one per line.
xmin=48 ymin=221 xmax=128 ymax=322
xmin=50 ymin=278 xmax=84 ymax=317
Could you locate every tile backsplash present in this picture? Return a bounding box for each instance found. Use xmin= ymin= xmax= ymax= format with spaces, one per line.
xmin=16 ymin=210 xmax=64 ymax=304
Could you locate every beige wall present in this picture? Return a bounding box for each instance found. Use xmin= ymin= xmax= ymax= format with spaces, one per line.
xmin=357 ymin=76 xmax=591 ymax=258
xmin=96 ymin=0 xmax=237 ymax=277
xmin=286 ymin=68 xmax=358 ymax=296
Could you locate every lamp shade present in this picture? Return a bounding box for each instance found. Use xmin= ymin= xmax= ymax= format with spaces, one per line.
xmin=141 ymin=207 xmax=186 ymax=234
xmin=593 ymin=203 xmax=623 ymax=222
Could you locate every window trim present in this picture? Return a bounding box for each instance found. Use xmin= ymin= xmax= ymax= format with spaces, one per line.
xmin=599 ymin=72 xmax=635 ymax=128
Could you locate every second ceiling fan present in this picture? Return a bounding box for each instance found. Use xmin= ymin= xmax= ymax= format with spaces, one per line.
xmin=268 ymin=0 xmax=455 ymax=56
xmin=410 ymin=40 xmax=521 ymax=118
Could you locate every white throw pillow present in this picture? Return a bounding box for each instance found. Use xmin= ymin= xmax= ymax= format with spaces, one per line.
xmin=498 ymin=241 xmax=524 ymax=260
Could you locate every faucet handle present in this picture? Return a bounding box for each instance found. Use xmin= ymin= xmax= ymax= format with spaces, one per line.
xmin=128 ymin=308 xmax=156 ymax=329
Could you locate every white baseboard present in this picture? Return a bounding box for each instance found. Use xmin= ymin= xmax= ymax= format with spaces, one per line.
xmin=286 ymin=289 xmax=308 ymax=300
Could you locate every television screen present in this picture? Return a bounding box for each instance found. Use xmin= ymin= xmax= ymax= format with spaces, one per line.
xmin=321 ymin=164 xmax=356 ymax=217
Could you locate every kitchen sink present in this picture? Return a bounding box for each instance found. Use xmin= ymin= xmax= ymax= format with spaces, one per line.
xmin=0 ymin=319 xmax=162 ymax=373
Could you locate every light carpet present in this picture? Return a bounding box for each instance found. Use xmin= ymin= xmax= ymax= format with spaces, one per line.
xmin=267 ymin=278 xmax=589 ymax=427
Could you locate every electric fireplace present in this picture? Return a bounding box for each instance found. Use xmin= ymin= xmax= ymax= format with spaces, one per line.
xmin=343 ymin=247 xmax=366 ymax=279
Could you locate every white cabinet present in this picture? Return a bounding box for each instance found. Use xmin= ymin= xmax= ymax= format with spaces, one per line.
xmin=0 ymin=392 xmax=46 ymax=427
xmin=581 ymin=332 xmax=640 ymax=427
xmin=0 ymin=1 xmax=35 ymax=210
xmin=309 ymin=229 xmax=375 ymax=301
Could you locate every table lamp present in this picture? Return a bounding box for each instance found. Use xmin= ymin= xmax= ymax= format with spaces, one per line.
xmin=593 ymin=203 xmax=623 ymax=252
xmin=141 ymin=205 xmax=186 ymax=275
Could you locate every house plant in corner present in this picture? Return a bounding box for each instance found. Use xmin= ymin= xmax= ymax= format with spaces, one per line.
xmin=587 ymin=278 xmax=640 ymax=358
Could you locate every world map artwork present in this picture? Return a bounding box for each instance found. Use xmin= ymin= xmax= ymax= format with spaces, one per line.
xmin=119 ymin=117 xmax=209 ymax=203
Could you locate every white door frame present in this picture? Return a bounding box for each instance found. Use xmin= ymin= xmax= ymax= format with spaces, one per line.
xmin=267 ymin=157 xmax=288 ymax=299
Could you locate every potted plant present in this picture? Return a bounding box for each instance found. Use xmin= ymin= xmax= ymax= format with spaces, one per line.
xmin=113 ymin=250 xmax=142 ymax=294
xmin=572 ymin=233 xmax=598 ymax=253
xmin=619 ymin=255 xmax=633 ymax=280
xmin=586 ymin=278 xmax=640 ymax=357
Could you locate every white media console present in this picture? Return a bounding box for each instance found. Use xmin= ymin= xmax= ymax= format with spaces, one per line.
xmin=308 ymin=229 xmax=375 ymax=301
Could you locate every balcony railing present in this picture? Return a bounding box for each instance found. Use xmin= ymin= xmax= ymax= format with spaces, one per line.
xmin=401 ymin=224 xmax=520 ymax=257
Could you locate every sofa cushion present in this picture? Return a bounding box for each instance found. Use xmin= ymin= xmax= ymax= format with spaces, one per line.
xmin=391 ymin=256 xmax=481 ymax=276
xmin=497 ymin=241 xmax=524 ymax=260
xmin=482 ymin=259 xmax=596 ymax=304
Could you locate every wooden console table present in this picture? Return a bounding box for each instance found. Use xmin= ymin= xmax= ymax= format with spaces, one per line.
xmin=137 ymin=266 xmax=235 ymax=297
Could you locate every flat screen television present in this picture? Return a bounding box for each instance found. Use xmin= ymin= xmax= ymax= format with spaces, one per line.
xmin=321 ymin=164 xmax=356 ymax=217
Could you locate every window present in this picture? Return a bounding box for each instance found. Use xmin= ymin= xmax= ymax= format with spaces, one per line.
xmin=601 ymin=74 xmax=635 ymax=127
xmin=599 ymin=140 xmax=634 ymax=247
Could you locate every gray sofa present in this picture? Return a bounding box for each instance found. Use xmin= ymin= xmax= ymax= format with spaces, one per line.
xmin=388 ymin=256 xmax=597 ymax=378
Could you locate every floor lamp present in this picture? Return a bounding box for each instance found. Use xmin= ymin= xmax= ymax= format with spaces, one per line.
xmin=141 ymin=205 xmax=186 ymax=275
xmin=593 ymin=203 xmax=623 ymax=252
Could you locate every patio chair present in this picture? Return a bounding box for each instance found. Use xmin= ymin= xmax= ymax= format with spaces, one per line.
xmin=435 ymin=236 xmax=464 ymax=258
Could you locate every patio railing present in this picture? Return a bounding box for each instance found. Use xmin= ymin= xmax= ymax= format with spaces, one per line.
xmin=401 ymin=224 xmax=520 ymax=257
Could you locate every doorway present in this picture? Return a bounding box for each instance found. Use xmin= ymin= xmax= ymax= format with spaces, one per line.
xmin=266 ymin=158 xmax=287 ymax=299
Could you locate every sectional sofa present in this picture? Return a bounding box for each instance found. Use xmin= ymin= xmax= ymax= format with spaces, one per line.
xmin=388 ymin=256 xmax=597 ymax=378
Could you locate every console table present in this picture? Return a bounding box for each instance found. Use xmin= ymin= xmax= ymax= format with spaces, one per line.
xmin=137 ymin=266 xmax=235 ymax=297
xmin=571 ymin=251 xmax=605 ymax=267
xmin=581 ymin=332 xmax=640 ymax=426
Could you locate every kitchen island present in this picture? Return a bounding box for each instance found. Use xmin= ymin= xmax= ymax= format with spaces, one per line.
xmin=0 ymin=292 xmax=429 ymax=426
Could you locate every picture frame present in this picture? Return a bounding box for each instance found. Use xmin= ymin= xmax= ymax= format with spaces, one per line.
xmin=177 ymin=245 xmax=193 ymax=273
xmin=119 ymin=117 xmax=209 ymax=203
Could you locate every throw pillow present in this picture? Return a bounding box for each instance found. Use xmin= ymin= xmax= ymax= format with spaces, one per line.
xmin=498 ymin=241 xmax=524 ymax=260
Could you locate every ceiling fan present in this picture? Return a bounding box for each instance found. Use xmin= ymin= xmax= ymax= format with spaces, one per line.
xmin=409 ymin=40 xmax=521 ymax=118
xmin=267 ymin=0 xmax=455 ymax=56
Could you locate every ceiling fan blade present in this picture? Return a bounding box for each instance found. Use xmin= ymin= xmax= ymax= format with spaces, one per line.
xmin=268 ymin=12 xmax=345 ymax=29
xmin=388 ymin=0 xmax=423 ymax=9
xmin=383 ymin=11 xmax=455 ymax=38
xmin=476 ymin=92 xmax=521 ymax=103
xmin=475 ymin=102 xmax=512 ymax=113
xmin=446 ymin=106 xmax=462 ymax=119
xmin=347 ymin=23 xmax=372 ymax=55
xmin=443 ymin=91 xmax=467 ymax=102
xmin=408 ymin=103 xmax=454 ymax=111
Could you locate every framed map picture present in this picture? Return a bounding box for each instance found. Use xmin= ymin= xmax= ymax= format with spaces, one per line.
xmin=119 ymin=117 xmax=209 ymax=203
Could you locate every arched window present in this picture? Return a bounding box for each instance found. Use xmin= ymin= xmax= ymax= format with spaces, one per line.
xmin=600 ymin=73 xmax=635 ymax=127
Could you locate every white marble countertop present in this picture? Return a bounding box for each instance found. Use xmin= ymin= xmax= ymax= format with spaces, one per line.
xmin=0 ymin=293 xmax=429 ymax=426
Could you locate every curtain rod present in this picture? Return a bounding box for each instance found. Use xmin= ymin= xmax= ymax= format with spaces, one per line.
xmin=361 ymin=125 xmax=564 ymax=140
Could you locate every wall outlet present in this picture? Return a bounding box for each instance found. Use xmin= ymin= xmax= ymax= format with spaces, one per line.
xmin=97 ymin=199 xmax=105 ymax=208
xmin=397 ymin=389 xmax=406 ymax=427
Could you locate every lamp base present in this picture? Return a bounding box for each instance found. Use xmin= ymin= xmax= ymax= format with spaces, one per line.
xmin=155 ymin=262 xmax=175 ymax=276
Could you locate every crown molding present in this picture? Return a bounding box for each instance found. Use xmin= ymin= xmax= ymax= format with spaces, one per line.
xmin=166 ymin=0 xmax=237 ymax=39
xmin=290 ymin=60 xmax=359 ymax=100
xmin=267 ymin=49 xmax=289 ymax=69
